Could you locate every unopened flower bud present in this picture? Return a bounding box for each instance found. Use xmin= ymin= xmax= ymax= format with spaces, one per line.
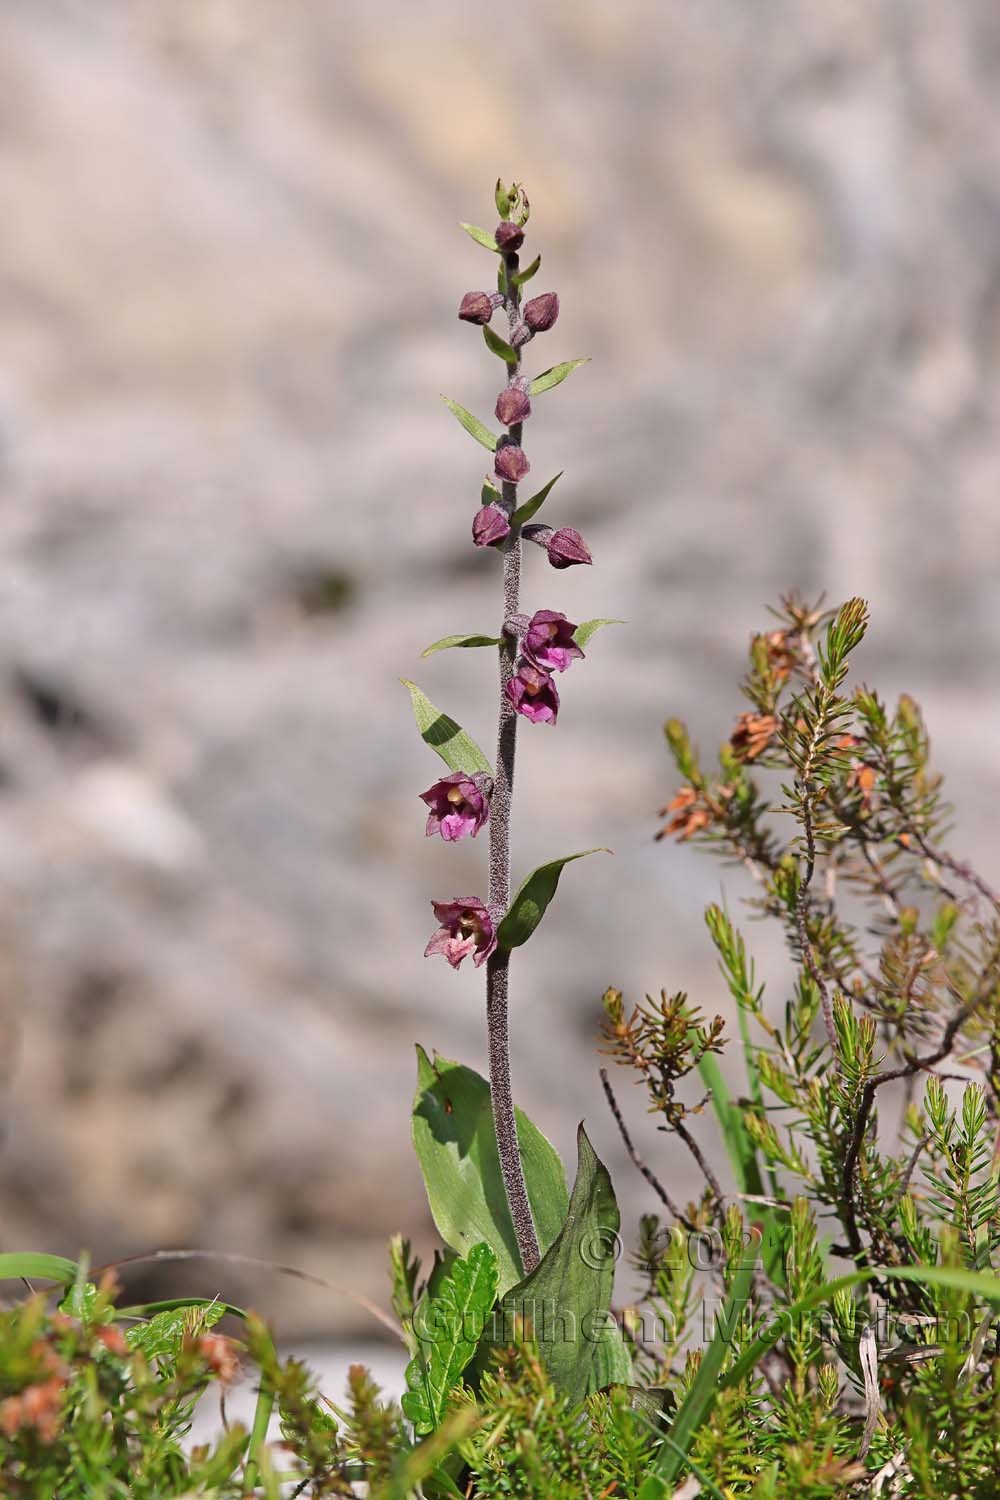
xmin=495 ymin=220 xmax=525 ymax=252
xmin=523 ymin=293 xmax=559 ymax=333
xmin=458 ymin=291 xmax=500 ymax=325
xmin=523 ymin=524 xmax=593 ymax=569
xmin=494 ymin=444 xmax=530 ymax=485
xmin=472 ymin=504 xmax=511 ymax=548
xmin=495 ymin=385 xmax=531 ymax=426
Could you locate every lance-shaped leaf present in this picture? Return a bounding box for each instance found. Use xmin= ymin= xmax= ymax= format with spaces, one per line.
xmin=402 ymin=680 xmax=492 ymax=777
xmin=497 ymin=849 xmax=609 ymax=951
xmin=402 ymin=1242 xmax=499 ymax=1435
xmin=510 ymin=472 xmax=562 ymax=528
xmin=494 ymin=179 xmax=511 ymax=218
xmin=529 ymin=358 xmax=590 ymax=397
xmin=440 ymin=396 xmax=498 ymax=452
xmin=483 ymin=325 xmax=517 ymax=367
xmin=412 ymin=1048 xmax=569 ymax=1296
xmin=573 ymin=618 xmax=623 ymax=650
xmin=481 ymin=478 xmax=502 ymax=507
xmin=484 ymin=1126 xmax=624 ymax=1403
xmin=459 ymin=222 xmax=500 ymax=253
xmin=512 ymin=253 xmax=541 ymax=286
xmin=421 ymin=634 xmax=503 ymax=659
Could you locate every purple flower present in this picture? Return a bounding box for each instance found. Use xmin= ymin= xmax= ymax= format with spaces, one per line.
xmin=495 ymin=220 xmax=525 ymax=252
xmin=523 ymin=609 xmax=584 ymax=673
xmin=419 ymin=771 xmax=492 ymax=842
xmin=472 ymin=504 xmax=511 ymax=548
xmin=494 ymin=444 xmax=530 ymax=485
xmin=505 ymin=661 xmax=560 ymax=725
xmin=523 ymin=293 xmax=559 ymax=333
xmin=458 ymin=291 xmax=500 ymax=325
xmin=524 ymin=524 xmax=593 ymax=569
xmin=495 ymin=385 xmax=531 ymax=426
xmin=424 ymin=897 xmax=497 ymax=969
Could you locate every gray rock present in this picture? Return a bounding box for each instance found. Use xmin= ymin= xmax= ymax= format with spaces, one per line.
xmin=0 ymin=0 xmax=998 ymax=1336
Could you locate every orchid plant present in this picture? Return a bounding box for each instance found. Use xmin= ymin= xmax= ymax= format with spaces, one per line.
xmin=405 ymin=179 xmax=614 ymax=1282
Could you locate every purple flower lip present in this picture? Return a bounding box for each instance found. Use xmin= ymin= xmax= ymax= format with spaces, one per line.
xmin=495 ymin=220 xmax=525 ymax=252
xmin=419 ymin=771 xmax=492 ymax=842
xmin=424 ymin=897 xmax=497 ymax=969
xmin=523 ymin=292 xmax=559 ymax=333
xmin=472 ymin=504 xmax=511 ymax=548
xmin=505 ymin=661 xmax=560 ymax=725
xmin=495 ymin=385 xmax=531 ymax=427
xmin=523 ymin=524 xmax=593 ymax=569
xmin=494 ymin=444 xmax=530 ymax=485
xmin=523 ymin=609 xmax=584 ymax=673
xmin=458 ymin=291 xmax=499 ymax=325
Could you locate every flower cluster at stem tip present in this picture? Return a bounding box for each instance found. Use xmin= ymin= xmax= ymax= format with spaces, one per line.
xmin=421 ymin=184 xmax=594 ymax=968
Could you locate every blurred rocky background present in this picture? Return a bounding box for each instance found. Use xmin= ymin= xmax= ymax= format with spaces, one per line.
xmin=0 ymin=0 xmax=998 ymax=1339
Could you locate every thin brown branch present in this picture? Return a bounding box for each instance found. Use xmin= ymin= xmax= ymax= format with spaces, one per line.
xmin=600 ymin=1069 xmax=697 ymax=1233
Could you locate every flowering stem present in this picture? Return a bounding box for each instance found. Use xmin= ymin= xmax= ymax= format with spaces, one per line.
xmin=486 ymin=246 xmax=541 ymax=1278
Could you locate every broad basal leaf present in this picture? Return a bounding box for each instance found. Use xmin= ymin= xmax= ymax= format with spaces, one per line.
xmin=510 ymin=472 xmax=562 ymax=528
xmin=496 ymin=849 xmax=609 ymax=951
xmin=529 ymin=358 xmax=590 ymax=397
xmin=573 ymin=619 xmax=623 ymax=650
xmin=402 ymin=680 xmax=492 ymax=777
xmin=412 ymin=1049 xmax=568 ymax=1295
xmin=485 ymin=1126 xmax=623 ymax=1404
xmin=440 ymin=396 xmax=498 ymax=452
xmin=402 ymin=1242 xmax=499 ymax=1434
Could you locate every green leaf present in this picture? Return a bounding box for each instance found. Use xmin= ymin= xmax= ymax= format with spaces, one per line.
xmin=440 ymin=396 xmax=498 ymax=452
xmin=512 ymin=254 xmax=541 ymax=286
xmin=126 ymin=1300 xmax=225 ymax=1362
xmin=402 ymin=1242 xmax=499 ymax=1434
xmin=412 ymin=1049 xmax=568 ymax=1296
xmin=510 ymin=472 xmax=562 ymax=528
xmin=419 ymin=633 xmax=503 ymax=657
xmin=573 ymin=619 xmax=622 ymax=651
xmin=529 ymin=358 xmax=590 ymax=397
xmin=402 ymin=680 xmax=492 ymax=777
xmin=494 ymin=180 xmax=511 ymax=218
xmin=421 ymin=634 xmax=503 ymax=658
xmin=0 ymin=1252 xmax=77 ymax=1285
xmin=496 ymin=849 xmax=609 ymax=951
xmin=488 ymin=1126 xmax=621 ymax=1403
xmin=459 ymin=222 xmax=500 ymax=253
xmin=589 ymin=1320 xmax=635 ymax=1392
xmin=481 ymin=478 xmax=502 ymax=507
xmin=483 ymin=325 xmax=517 ymax=367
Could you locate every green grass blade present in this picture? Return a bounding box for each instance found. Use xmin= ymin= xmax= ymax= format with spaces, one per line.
xmin=0 ymin=1252 xmax=78 ymax=1285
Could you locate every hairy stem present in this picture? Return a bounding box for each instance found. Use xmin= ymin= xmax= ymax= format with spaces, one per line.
xmin=486 ymin=244 xmax=540 ymax=1277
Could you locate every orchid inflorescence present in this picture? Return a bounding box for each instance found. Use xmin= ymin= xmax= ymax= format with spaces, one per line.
xmin=406 ymin=180 xmax=614 ymax=1274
